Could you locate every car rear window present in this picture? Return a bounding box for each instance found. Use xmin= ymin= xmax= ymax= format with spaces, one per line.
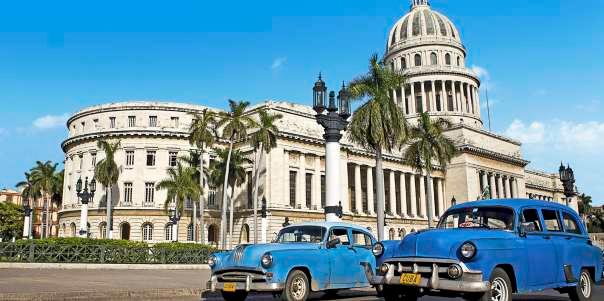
xmin=522 ymin=208 xmax=542 ymax=232
xmin=352 ymin=230 xmax=372 ymax=247
xmin=562 ymin=212 xmax=582 ymax=235
xmin=541 ymin=209 xmax=562 ymax=232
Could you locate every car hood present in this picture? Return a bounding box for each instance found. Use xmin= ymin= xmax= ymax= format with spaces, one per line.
xmin=385 ymin=228 xmax=515 ymax=259
xmin=223 ymin=243 xmax=319 ymax=268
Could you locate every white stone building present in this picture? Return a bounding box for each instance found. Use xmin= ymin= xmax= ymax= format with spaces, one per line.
xmin=58 ymin=0 xmax=577 ymax=246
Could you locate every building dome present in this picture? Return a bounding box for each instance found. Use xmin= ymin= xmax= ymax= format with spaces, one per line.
xmin=387 ymin=0 xmax=462 ymax=51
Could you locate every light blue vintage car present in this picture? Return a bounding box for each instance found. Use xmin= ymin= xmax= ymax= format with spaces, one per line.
xmin=367 ymin=199 xmax=602 ymax=301
xmin=207 ymin=221 xmax=377 ymax=301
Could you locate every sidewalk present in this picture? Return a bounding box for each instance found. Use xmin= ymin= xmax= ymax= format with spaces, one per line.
xmin=0 ymin=268 xmax=210 ymax=301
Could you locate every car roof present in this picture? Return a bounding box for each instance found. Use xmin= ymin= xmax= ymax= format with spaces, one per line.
xmin=450 ymin=198 xmax=574 ymax=213
xmin=283 ymin=221 xmax=372 ymax=234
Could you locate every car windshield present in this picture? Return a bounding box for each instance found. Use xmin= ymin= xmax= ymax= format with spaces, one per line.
xmin=438 ymin=206 xmax=515 ymax=230
xmin=275 ymin=226 xmax=326 ymax=243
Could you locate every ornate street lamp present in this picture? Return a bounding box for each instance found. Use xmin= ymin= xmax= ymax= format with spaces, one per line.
xmin=559 ymin=162 xmax=576 ymax=207
xmin=260 ymin=197 xmax=268 ymax=243
xmin=22 ymin=198 xmax=33 ymax=239
xmin=312 ymin=74 xmax=350 ymax=222
xmin=76 ymin=177 xmax=96 ymax=238
xmin=168 ymin=204 xmax=181 ymax=242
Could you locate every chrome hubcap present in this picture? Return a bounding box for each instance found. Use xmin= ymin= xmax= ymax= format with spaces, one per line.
xmin=580 ymin=272 xmax=591 ymax=298
xmin=291 ymin=276 xmax=306 ymax=300
xmin=490 ymin=277 xmax=508 ymax=301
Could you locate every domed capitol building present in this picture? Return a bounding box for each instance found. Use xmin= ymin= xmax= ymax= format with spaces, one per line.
xmin=58 ymin=0 xmax=577 ymax=245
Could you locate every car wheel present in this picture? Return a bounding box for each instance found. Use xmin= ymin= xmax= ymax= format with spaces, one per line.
xmin=465 ymin=267 xmax=511 ymax=301
xmin=568 ymin=269 xmax=593 ymax=301
xmin=382 ymin=285 xmax=418 ymax=301
xmin=220 ymin=291 xmax=248 ymax=301
xmin=281 ymin=270 xmax=310 ymax=301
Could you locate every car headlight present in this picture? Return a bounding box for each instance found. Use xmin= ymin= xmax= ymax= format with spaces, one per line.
xmin=208 ymin=255 xmax=216 ymax=267
xmin=460 ymin=242 xmax=477 ymax=260
xmin=372 ymin=243 xmax=384 ymax=257
xmin=261 ymin=253 xmax=273 ymax=268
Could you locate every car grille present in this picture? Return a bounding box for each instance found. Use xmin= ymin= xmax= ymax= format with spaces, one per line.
xmin=232 ymin=245 xmax=247 ymax=263
xmin=383 ymin=258 xmax=460 ymax=278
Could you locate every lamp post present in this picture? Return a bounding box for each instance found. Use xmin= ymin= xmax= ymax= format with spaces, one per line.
xmin=559 ymin=162 xmax=576 ymax=207
xmin=169 ymin=205 xmax=180 ymax=242
xmin=260 ymin=197 xmax=268 ymax=243
xmin=76 ymin=177 xmax=96 ymax=238
xmin=312 ymin=74 xmax=350 ymax=222
xmin=22 ymin=198 xmax=33 ymax=239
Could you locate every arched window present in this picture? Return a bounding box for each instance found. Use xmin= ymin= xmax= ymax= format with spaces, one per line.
xmin=187 ymin=224 xmax=194 ymax=241
xmin=390 ymin=61 xmax=395 ymax=71
xmin=240 ymin=224 xmax=250 ymax=244
xmin=430 ymin=52 xmax=437 ymax=65
xmin=445 ymin=53 xmax=451 ymax=65
xmin=165 ymin=223 xmax=174 ymax=241
xmin=457 ymin=56 xmax=461 ymax=66
xmin=99 ymin=222 xmax=107 ymax=239
xmin=401 ymin=57 xmax=407 ymax=70
xmin=208 ymin=224 xmax=218 ymax=245
xmin=399 ymin=228 xmax=407 ymax=238
xmin=70 ymin=222 xmax=76 ymax=237
xmin=414 ymin=54 xmax=422 ymax=67
xmin=142 ymin=223 xmax=153 ymax=241
xmin=388 ymin=228 xmax=395 ymax=240
xmin=121 ymin=222 xmax=130 ymax=240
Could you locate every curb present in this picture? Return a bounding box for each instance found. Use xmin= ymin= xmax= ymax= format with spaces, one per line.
xmin=0 ymin=288 xmax=202 ymax=301
xmin=0 ymin=262 xmax=210 ymax=270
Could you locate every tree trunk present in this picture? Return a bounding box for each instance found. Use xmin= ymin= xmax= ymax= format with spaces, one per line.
xmin=252 ymin=142 xmax=263 ymax=244
xmin=220 ymin=141 xmax=234 ymax=249
xmin=426 ymin=172 xmax=434 ymax=228
xmin=199 ymin=150 xmax=206 ymax=244
xmin=105 ymin=185 xmax=113 ymax=239
xmin=44 ymin=193 xmax=50 ymax=238
xmin=229 ymin=184 xmax=235 ymax=249
xmin=193 ymin=201 xmax=197 ymax=242
xmin=375 ymin=149 xmax=385 ymax=241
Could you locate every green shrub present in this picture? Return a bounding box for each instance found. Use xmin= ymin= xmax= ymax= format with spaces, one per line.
xmin=153 ymin=242 xmax=216 ymax=251
xmin=15 ymin=237 xmax=148 ymax=248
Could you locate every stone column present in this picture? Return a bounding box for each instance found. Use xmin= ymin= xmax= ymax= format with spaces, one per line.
xmin=428 ymin=176 xmax=436 ymax=220
xmin=421 ymin=81 xmax=427 ymax=112
xmin=418 ymin=175 xmax=427 ymax=218
xmin=401 ymin=86 xmax=407 ymax=113
xmin=389 ymin=170 xmax=397 ymax=216
xmin=510 ymin=177 xmax=517 ymax=198
xmin=465 ymin=83 xmax=472 ymax=113
xmin=393 ymin=88 xmax=399 ymax=107
xmin=437 ymin=178 xmax=445 ymax=217
xmin=481 ymin=171 xmax=488 ymax=194
xmin=354 ymin=164 xmax=362 ymax=213
xmin=504 ymin=176 xmax=511 ymax=199
xmin=410 ymin=82 xmax=416 ymax=114
xmin=489 ymin=173 xmax=497 ymax=199
xmin=409 ymin=174 xmax=417 ymax=217
xmin=340 ymin=158 xmax=349 ymax=212
xmin=298 ymin=153 xmax=306 ymax=208
xmin=313 ymin=156 xmax=321 ymax=210
xmin=497 ymin=175 xmax=504 ymax=199
xmin=451 ymin=81 xmax=457 ymax=111
xmin=399 ymin=172 xmax=408 ymax=217
xmin=367 ymin=167 xmax=375 ymax=215
xmin=430 ymin=80 xmax=437 ymax=111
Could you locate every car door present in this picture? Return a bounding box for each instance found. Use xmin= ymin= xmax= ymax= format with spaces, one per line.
xmin=326 ymin=227 xmax=357 ymax=287
xmin=520 ymin=207 xmax=558 ymax=286
xmin=540 ymin=208 xmax=566 ymax=284
xmin=351 ymin=229 xmax=375 ymax=286
xmin=560 ymin=210 xmax=588 ymax=282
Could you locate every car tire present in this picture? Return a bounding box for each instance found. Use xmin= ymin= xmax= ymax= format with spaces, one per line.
xmin=281 ymin=269 xmax=310 ymax=301
xmin=465 ymin=267 xmax=511 ymax=301
xmin=568 ymin=269 xmax=593 ymax=301
xmin=220 ymin=291 xmax=248 ymax=301
xmin=382 ymin=285 xmax=418 ymax=301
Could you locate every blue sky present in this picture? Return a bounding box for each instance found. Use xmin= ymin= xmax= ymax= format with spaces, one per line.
xmin=0 ymin=0 xmax=602 ymax=204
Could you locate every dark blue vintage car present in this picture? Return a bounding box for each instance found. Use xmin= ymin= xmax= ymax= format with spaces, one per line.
xmin=207 ymin=221 xmax=377 ymax=301
xmin=367 ymin=199 xmax=602 ymax=301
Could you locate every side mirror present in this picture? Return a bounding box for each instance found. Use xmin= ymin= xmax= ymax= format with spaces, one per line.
xmin=519 ymin=222 xmax=536 ymax=237
xmin=327 ymin=238 xmax=341 ymax=248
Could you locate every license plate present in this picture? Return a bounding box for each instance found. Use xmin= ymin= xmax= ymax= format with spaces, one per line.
xmin=400 ymin=273 xmax=421 ymax=286
xmin=223 ymin=282 xmax=237 ymax=292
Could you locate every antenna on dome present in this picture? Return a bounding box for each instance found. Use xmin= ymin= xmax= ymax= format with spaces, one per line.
xmin=411 ymin=0 xmax=430 ymax=8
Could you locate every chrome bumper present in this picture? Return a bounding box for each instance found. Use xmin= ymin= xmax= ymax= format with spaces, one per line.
xmin=207 ymin=273 xmax=284 ymax=292
xmin=363 ymin=259 xmax=489 ymax=293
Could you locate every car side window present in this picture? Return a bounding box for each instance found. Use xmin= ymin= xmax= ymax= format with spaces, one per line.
xmin=522 ymin=208 xmax=542 ymax=232
xmin=562 ymin=212 xmax=582 ymax=235
xmin=330 ymin=228 xmax=350 ymax=245
xmin=541 ymin=209 xmax=562 ymax=232
xmin=352 ymin=230 xmax=372 ymax=247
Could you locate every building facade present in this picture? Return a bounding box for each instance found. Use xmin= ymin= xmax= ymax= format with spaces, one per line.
xmin=58 ymin=0 xmax=577 ymax=246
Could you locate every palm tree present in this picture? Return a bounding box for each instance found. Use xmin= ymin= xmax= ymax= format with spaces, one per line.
xmin=249 ymin=109 xmax=282 ymax=243
xmin=16 ymin=172 xmax=40 ymax=239
xmin=30 ymin=161 xmax=59 ymax=238
xmin=216 ymin=100 xmax=257 ymax=248
xmin=208 ymin=148 xmax=250 ymax=248
xmin=189 ymin=109 xmax=217 ymax=243
xmin=578 ymin=193 xmax=593 ymax=216
xmin=402 ymin=112 xmax=457 ymax=228
xmin=156 ymin=162 xmax=201 ymax=241
xmin=94 ymin=140 xmax=121 ymax=239
xmin=347 ymin=54 xmax=408 ymax=241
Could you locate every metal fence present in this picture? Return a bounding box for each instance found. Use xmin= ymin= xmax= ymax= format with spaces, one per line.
xmin=0 ymin=242 xmax=212 ymax=264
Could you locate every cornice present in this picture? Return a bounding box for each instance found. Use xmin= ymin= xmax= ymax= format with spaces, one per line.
xmin=458 ymin=144 xmax=529 ymax=167
xmin=61 ymin=129 xmax=191 ymax=151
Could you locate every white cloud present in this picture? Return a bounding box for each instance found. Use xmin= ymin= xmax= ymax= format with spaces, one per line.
xmin=471 ymin=65 xmax=489 ymax=80
xmin=271 ymin=57 xmax=287 ymax=70
xmin=504 ymin=119 xmax=604 ymax=152
xmin=32 ymin=113 xmax=69 ymax=130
